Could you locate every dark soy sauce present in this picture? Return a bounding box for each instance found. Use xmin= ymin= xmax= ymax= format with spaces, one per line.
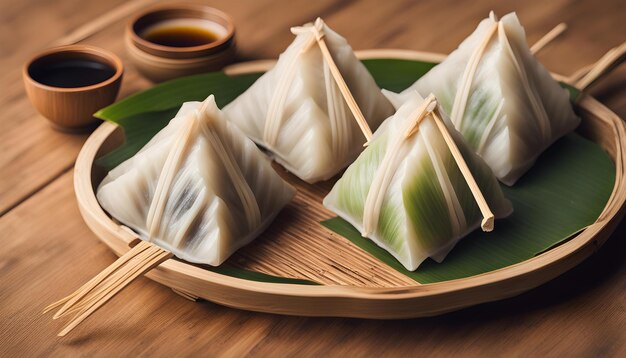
xmin=29 ymin=59 xmax=115 ymax=88
xmin=142 ymin=25 xmax=219 ymax=47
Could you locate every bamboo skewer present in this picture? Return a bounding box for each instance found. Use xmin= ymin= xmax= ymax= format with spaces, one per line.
xmin=530 ymin=23 xmax=567 ymax=55
xmin=52 ymin=0 xmax=157 ymax=46
xmin=46 ymin=241 xmax=173 ymax=336
xmin=269 ymin=18 xmax=373 ymax=146
xmin=429 ymin=107 xmax=494 ymax=232
xmin=48 ymin=242 xmax=151 ymax=318
xmin=55 ymin=244 xmax=164 ymax=319
xmin=310 ymin=18 xmax=373 ymax=141
xmin=59 ymin=247 xmax=172 ymax=336
xmin=575 ymin=41 xmax=626 ymax=90
xmin=568 ymin=63 xmax=594 ymax=84
xmin=402 ymin=93 xmax=495 ymax=231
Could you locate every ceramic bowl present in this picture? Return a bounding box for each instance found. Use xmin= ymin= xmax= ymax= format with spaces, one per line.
xmin=126 ymin=4 xmax=237 ymax=82
xmin=23 ymin=45 xmax=123 ymax=132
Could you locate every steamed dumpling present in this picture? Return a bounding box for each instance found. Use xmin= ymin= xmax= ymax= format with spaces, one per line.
xmin=97 ymin=96 xmax=295 ymax=266
xmin=324 ymin=93 xmax=512 ymax=270
xmin=224 ymin=18 xmax=395 ymax=183
xmin=383 ymin=12 xmax=579 ymax=185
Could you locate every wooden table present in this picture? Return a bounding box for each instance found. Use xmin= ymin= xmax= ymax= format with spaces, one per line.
xmin=1 ymin=0 xmax=625 ymax=355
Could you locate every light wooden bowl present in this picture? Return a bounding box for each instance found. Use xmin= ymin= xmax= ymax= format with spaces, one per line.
xmin=126 ymin=4 xmax=236 ymax=82
xmin=23 ymin=45 xmax=123 ymax=131
xmin=74 ymin=50 xmax=626 ymax=318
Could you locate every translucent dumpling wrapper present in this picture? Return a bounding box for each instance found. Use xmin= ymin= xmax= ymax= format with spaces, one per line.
xmin=323 ymin=93 xmax=513 ymax=271
xmin=97 ymin=96 xmax=295 ymax=266
xmin=223 ymin=18 xmax=395 ymax=183
xmin=383 ymin=12 xmax=579 ymax=185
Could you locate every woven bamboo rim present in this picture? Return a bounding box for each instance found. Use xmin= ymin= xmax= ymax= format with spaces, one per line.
xmin=74 ymin=49 xmax=626 ymax=318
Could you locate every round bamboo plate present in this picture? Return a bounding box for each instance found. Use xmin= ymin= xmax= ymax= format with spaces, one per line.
xmin=74 ymin=49 xmax=626 ymax=318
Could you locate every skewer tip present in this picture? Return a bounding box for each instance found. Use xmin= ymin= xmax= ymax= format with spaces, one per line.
xmin=481 ymin=216 xmax=495 ymax=232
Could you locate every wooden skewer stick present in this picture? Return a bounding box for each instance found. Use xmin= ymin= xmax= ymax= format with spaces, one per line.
xmin=567 ymin=63 xmax=594 ymax=84
xmin=575 ymin=41 xmax=626 ymax=90
xmin=59 ymin=245 xmax=172 ymax=336
xmin=46 ymin=240 xmax=172 ymax=336
xmin=52 ymin=0 xmax=156 ymax=46
xmin=530 ymin=23 xmax=567 ymax=55
xmin=429 ymin=107 xmax=495 ymax=232
xmin=311 ymin=19 xmax=373 ymax=141
xmin=54 ymin=246 xmax=161 ymax=320
xmin=47 ymin=240 xmax=151 ymax=317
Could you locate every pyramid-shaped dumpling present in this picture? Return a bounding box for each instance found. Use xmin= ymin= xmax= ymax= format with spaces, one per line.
xmin=383 ymin=12 xmax=579 ymax=185
xmin=324 ymin=93 xmax=512 ymax=271
xmin=97 ymin=96 xmax=295 ymax=266
xmin=223 ymin=18 xmax=395 ymax=183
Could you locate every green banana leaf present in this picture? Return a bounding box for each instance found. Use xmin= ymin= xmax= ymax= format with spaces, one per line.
xmin=94 ymin=58 xmax=612 ymax=285
xmin=322 ymin=134 xmax=614 ymax=283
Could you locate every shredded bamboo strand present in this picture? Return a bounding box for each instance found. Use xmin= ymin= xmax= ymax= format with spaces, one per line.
xmin=57 ymin=247 xmax=172 ymax=336
xmin=55 ymin=246 xmax=162 ymax=319
xmin=263 ymin=33 xmax=315 ymax=147
xmin=421 ymin=126 xmax=465 ymax=237
xmin=404 ymin=93 xmax=438 ymax=138
xmin=308 ymin=18 xmax=373 ymax=141
xmin=450 ymin=21 xmax=498 ymax=128
xmin=575 ymin=42 xmax=626 ymax=90
xmin=497 ymin=21 xmax=551 ymax=142
xmin=361 ymin=135 xmax=405 ymax=236
xmin=46 ymin=240 xmax=153 ymax=317
xmin=199 ymin=109 xmax=261 ymax=230
xmin=146 ymin=114 xmax=198 ymax=239
xmin=530 ymin=23 xmax=567 ymax=55
xmin=430 ymin=108 xmax=494 ymax=231
xmin=45 ymin=239 xmax=173 ymax=336
xmin=362 ymin=94 xmax=436 ymax=236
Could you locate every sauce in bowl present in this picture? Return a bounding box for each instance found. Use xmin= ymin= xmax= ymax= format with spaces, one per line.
xmin=140 ymin=19 xmax=223 ymax=48
xmin=28 ymin=58 xmax=116 ymax=88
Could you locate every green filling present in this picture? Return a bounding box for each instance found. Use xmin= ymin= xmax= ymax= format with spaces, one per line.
xmin=335 ymin=134 xmax=388 ymax=220
xmin=430 ymin=85 xmax=501 ymax=151
xmin=376 ymin=197 xmax=405 ymax=255
xmin=402 ymin=150 xmax=452 ymax=254
xmin=460 ymin=88 xmax=499 ymax=148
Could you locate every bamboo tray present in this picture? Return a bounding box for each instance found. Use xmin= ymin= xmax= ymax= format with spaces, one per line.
xmin=74 ymin=50 xmax=626 ymax=318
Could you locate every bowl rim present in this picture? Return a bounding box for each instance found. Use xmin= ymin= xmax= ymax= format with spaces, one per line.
xmin=124 ymin=34 xmax=236 ymax=65
xmin=126 ymin=3 xmax=236 ymax=57
xmin=23 ymin=44 xmax=124 ymax=93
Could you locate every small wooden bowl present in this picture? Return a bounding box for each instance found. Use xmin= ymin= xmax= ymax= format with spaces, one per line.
xmin=23 ymin=45 xmax=123 ymax=132
xmin=126 ymin=4 xmax=236 ymax=82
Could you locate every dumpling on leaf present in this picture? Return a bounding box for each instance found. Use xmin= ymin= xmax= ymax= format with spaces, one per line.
xmin=97 ymin=95 xmax=295 ymax=266
xmin=324 ymin=93 xmax=512 ymax=271
xmin=383 ymin=12 xmax=579 ymax=185
xmin=223 ymin=18 xmax=395 ymax=183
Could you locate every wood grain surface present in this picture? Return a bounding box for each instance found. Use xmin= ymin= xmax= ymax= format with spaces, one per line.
xmin=1 ymin=0 xmax=625 ymax=356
